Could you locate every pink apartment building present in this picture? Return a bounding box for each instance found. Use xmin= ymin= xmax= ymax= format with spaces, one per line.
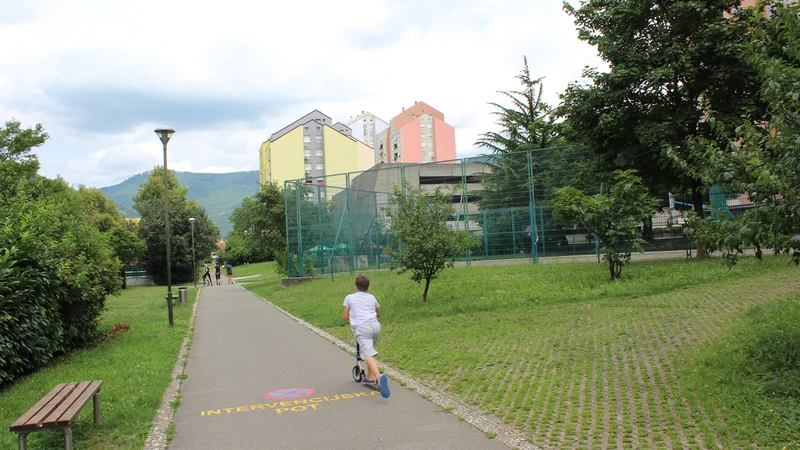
xmin=374 ymin=101 xmax=456 ymax=164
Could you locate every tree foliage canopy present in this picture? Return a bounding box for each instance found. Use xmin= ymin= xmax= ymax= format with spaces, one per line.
xmin=133 ymin=167 xmax=219 ymax=284
xmin=0 ymin=120 xmax=123 ymax=385
xmin=560 ymin=0 xmax=765 ymax=211
xmin=674 ymin=1 xmax=800 ymax=265
xmin=224 ymin=181 xmax=286 ymax=265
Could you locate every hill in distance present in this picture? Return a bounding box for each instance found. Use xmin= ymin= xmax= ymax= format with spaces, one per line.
xmin=100 ymin=170 xmax=260 ymax=237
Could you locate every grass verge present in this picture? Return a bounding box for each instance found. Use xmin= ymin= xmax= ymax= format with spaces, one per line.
xmin=242 ymin=256 xmax=800 ymax=448
xmin=0 ymin=286 xmax=196 ymax=449
xmin=681 ymin=293 xmax=800 ymax=448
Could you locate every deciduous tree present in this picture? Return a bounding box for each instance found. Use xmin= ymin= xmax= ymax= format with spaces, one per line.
xmin=384 ymin=184 xmax=479 ymax=301
xmin=552 ymin=170 xmax=659 ymax=280
xmin=560 ymin=0 xmax=766 ymax=255
xmin=133 ymin=167 xmax=219 ymax=284
xmin=674 ymin=1 xmax=800 ymax=266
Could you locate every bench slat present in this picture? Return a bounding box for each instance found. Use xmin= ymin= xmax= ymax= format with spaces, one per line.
xmin=42 ymin=381 xmax=90 ymax=427
xmin=9 ymin=384 xmax=70 ymax=431
xmin=26 ymin=382 xmax=80 ymax=428
xmin=55 ymin=380 xmax=102 ymax=426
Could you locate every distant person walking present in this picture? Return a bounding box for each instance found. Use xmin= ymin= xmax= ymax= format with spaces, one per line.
xmin=225 ymin=262 xmax=233 ymax=284
xmin=202 ymin=265 xmax=212 ymax=286
xmin=215 ymin=263 xmax=222 ymax=285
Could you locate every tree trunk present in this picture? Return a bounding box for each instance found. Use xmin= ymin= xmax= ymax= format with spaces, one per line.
xmin=691 ymin=182 xmax=707 ymax=258
xmin=422 ymin=277 xmax=431 ymax=302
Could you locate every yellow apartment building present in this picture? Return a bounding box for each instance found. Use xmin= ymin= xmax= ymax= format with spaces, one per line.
xmin=259 ymin=110 xmax=374 ymax=193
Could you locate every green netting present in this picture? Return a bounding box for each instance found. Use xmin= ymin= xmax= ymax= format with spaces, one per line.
xmin=284 ymin=147 xmax=753 ymax=277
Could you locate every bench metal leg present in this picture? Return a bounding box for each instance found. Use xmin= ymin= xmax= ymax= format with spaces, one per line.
xmin=93 ymin=392 xmax=101 ymax=425
xmin=17 ymin=433 xmax=28 ymax=450
xmin=64 ymin=427 xmax=73 ymax=450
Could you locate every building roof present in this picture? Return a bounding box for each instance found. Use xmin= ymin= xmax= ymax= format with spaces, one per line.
xmin=268 ymin=110 xmax=332 ymax=142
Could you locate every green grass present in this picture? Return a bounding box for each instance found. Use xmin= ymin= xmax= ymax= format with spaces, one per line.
xmin=241 ymin=256 xmax=800 ymax=448
xmin=682 ymin=294 xmax=800 ymax=448
xmin=231 ymin=261 xmax=277 ymax=279
xmin=0 ymin=286 xmax=196 ymax=449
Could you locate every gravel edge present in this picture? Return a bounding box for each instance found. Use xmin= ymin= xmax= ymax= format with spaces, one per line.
xmin=143 ymin=290 xmax=200 ymax=450
xmin=244 ymin=284 xmax=539 ymax=450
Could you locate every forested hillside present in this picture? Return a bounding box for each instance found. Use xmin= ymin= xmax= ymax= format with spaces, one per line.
xmin=100 ymin=170 xmax=259 ymax=236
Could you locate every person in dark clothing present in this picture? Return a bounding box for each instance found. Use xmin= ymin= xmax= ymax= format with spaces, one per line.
xmin=225 ymin=262 xmax=233 ymax=284
xmin=214 ymin=263 xmax=222 ymax=285
xmin=202 ymin=264 xmax=212 ymax=286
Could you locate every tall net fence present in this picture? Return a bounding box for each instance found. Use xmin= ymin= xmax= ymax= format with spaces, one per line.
xmin=283 ymin=147 xmax=754 ymax=277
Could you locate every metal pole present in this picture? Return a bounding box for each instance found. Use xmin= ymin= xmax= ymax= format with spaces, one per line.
xmin=295 ymin=181 xmax=303 ymax=276
xmin=163 ymin=144 xmax=173 ymax=328
xmin=190 ymin=220 xmax=196 ymax=288
xmin=284 ymin=181 xmax=292 ymax=277
xmin=527 ymin=151 xmax=538 ymax=264
xmin=346 ymin=173 xmax=354 ymax=274
xmin=482 ymin=210 xmax=488 ymax=259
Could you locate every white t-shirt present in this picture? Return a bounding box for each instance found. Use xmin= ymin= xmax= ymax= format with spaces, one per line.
xmin=343 ymin=291 xmax=380 ymax=330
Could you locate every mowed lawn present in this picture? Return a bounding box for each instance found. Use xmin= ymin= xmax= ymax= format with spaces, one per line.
xmin=0 ymin=286 xmax=197 ymax=450
xmin=243 ymin=257 xmax=800 ymax=449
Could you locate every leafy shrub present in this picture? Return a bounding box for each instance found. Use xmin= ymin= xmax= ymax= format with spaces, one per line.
xmin=274 ymin=251 xmax=315 ymax=277
xmin=0 ymin=231 xmax=64 ymax=385
xmin=0 ymin=179 xmax=121 ymax=385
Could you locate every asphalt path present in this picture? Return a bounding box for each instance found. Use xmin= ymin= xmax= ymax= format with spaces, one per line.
xmin=169 ymin=282 xmax=508 ymax=449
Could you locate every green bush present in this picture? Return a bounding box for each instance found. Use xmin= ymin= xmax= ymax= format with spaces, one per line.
xmin=0 ymin=179 xmax=121 ymax=385
xmin=0 ymin=229 xmax=64 ymax=385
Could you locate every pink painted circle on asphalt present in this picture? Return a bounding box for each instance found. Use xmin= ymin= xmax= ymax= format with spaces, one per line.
xmin=263 ymin=388 xmax=315 ymax=400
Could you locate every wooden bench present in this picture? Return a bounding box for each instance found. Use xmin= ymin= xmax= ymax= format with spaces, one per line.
xmin=9 ymin=381 xmax=102 ymax=450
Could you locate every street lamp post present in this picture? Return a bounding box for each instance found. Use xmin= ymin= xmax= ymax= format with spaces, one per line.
xmin=189 ymin=217 xmax=196 ymax=288
xmin=155 ymin=128 xmax=175 ymax=328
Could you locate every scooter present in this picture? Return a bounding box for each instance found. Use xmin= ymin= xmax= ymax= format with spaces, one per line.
xmin=352 ymin=343 xmax=367 ymax=382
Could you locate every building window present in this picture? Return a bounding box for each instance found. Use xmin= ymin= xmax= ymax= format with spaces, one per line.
xmin=421 ymin=142 xmax=426 ymax=147
xmin=305 ymin=163 xmax=311 ymax=171
xmin=315 ymin=136 xmax=322 ymax=143
xmin=304 ymin=135 xmax=311 ymax=143
xmin=304 ymin=150 xmax=311 ymax=157
xmin=316 ymin=150 xmax=323 ymax=157
xmin=316 ymin=163 xmax=323 ymax=170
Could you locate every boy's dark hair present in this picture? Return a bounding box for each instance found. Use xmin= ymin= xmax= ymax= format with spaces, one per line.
xmin=355 ymin=275 xmax=370 ymax=292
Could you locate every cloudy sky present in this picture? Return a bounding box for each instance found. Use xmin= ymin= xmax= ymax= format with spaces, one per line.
xmin=1 ymin=0 xmax=603 ymax=188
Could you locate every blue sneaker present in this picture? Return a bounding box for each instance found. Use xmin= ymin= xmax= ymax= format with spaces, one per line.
xmin=379 ymin=375 xmax=390 ymax=398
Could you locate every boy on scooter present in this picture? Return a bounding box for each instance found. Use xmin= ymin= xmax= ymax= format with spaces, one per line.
xmin=342 ymin=275 xmax=389 ymax=398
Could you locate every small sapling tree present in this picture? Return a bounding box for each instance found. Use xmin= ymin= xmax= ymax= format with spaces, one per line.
xmin=551 ymin=170 xmax=658 ymax=280
xmin=384 ymin=183 xmax=479 ymax=302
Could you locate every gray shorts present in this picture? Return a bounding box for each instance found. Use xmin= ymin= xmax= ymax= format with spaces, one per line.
xmin=354 ymin=320 xmax=381 ymax=359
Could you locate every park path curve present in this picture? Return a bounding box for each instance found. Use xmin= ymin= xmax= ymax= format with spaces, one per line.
xmin=169 ymin=282 xmax=510 ymax=450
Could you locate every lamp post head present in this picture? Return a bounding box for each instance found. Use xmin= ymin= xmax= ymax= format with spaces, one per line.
xmin=154 ymin=128 xmax=175 ymax=146
xmin=189 ymin=217 xmax=196 ymax=223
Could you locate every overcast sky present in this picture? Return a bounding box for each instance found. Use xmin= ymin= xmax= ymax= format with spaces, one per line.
xmin=1 ymin=0 xmax=603 ymax=188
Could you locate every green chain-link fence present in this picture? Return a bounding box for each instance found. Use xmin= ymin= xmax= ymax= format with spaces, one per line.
xmin=283 ymin=147 xmax=754 ymax=277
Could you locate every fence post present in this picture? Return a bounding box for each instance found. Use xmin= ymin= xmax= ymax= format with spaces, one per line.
xmin=596 ymin=182 xmax=603 ymax=264
xmin=296 ymin=180 xmax=304 ymax=276
xmin=482 ymin=210 xmax=488 ymax=259
xmin=346 ymin=173 xmax=354 ymax=274
xmin=284 ymin=181 xmax=292 ymax=276
xmin=317 ymin=185 xmax=324 ymax=274
xmin=527 ymin=151 xmax=538 ymax=263
xmin=511 ymin=209 xmax=516 ymax=255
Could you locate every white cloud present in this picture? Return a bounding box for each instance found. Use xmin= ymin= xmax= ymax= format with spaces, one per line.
xmin=0 ymin=0 xmax=603 ymax=187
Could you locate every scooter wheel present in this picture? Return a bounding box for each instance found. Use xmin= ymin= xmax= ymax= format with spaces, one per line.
xmin=352 ymin=365 xmax=363 ymax=382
